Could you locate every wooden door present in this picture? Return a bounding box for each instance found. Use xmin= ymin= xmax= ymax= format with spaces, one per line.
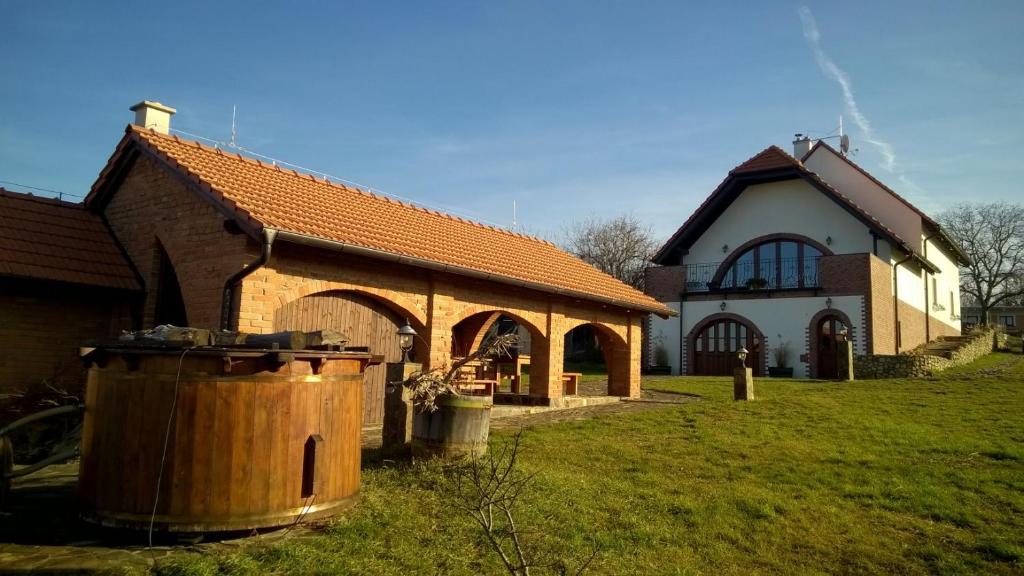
xmin=692 ymin=318 xmax=761 ymax=376
xmin=273 ymin=291 xmax=403 ymax=425
xmin=816 ymin=315 xmax=846 ymax=379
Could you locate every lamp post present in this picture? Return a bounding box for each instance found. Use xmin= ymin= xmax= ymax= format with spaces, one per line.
xmin=733 ymin=346 xmax=754 ymax=401
xmin=835 ymin=326 xmax=854 ymax=382
xmin=397 ymin=320 xmax=416 ymax=363
xmin=384 ymin=320 xmax=422 ymax=455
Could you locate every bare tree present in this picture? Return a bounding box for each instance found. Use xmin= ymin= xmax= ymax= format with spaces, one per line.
xmin=938 ymin=202 xmax=1024 ymax=323
xmin=564 ymin=214 xmax=658 ymax=290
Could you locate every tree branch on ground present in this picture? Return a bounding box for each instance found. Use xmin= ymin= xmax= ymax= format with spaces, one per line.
xmin=563 ymin=214 xmax=659 ymax=290
xmin=403 ymin=334 xmax=519 ymax=413
xmin=938 ymin=202 xmax=1024 ymax=322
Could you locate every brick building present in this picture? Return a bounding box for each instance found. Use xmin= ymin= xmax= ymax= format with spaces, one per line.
xmin=0 ymin=189 xmax=139 ymax=401
xmin=646 ymin=138 xmax=969 ymax=378
xmin=14 ymin=101 xmax=671 ymax=424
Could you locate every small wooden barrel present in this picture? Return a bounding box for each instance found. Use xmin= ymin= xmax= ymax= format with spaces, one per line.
xmin=412 ymin=394 xmax=492 ymax=458
xmin=78 ymin=347 xmax=378 ymax=532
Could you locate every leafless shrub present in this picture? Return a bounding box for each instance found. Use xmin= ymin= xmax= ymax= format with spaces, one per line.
xmin=404 ymin=333 xmax=519 ymax=413
xmin=448 ymin=431 xmax=598 ymax=576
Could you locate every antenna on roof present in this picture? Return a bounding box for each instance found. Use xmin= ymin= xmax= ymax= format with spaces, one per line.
xmin=838 ymin=115 xmax=850 ymax=155
xmin=230 ymin=105 xmax=238 ymax=148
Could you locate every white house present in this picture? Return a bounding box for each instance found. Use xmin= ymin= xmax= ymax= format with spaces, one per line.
xmin=645 ymin=138 xmax=969 ymax=378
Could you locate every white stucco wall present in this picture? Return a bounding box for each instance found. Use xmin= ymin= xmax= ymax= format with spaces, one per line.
xmin=674 ymin=295 xmax=865 ymax=378
xmin=648 ymin=302 xmax=682 ymax=371
xmin=683 ymin=179 xmax=874 ymax=266
xmin=923 ymin=236 xmax=962 ymax=331
xmin=803 ymin=147 xmax=923 ymax=253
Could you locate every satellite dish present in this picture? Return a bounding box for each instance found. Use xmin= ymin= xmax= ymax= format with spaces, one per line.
xmin=840 ymin=134 xmax=851 ymax=155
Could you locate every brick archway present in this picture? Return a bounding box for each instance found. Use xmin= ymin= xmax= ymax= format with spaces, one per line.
xmin=807 ymin=308 xmax=855 ymax=379
xmin=271 ymin=278 xmax=428 ymax=328
xmin=686 ymin=312 xmax=766 ymax=376
xmin=562 ymin=321 xmax=631 ymax=396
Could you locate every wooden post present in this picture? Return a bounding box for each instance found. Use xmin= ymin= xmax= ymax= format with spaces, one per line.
xmin=383 ymin=362 xmax=422 ymax=455
xmin=733 ymin=367 xmax=754 ymax=401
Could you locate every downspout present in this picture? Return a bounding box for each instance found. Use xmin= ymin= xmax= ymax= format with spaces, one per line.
xmin=922 ymin=233 xmax=938 ymax=343
xmin=892 ymin=251 xmax=914 ymax=353
xmin=221 ymin=228 xmax=277 ymax=331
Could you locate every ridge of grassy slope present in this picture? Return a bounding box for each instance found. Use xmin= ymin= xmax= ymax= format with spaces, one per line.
xmin=156 ymin=354 xmax=1024 ymax=576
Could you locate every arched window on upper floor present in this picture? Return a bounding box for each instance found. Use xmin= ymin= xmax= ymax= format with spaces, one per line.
xmin=716 ymin=238 xmax=824 ymax=290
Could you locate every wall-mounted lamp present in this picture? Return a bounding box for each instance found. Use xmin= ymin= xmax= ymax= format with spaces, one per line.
xmin=826 ymin=236 xmax=833 ymax=246
xmin=397 ymin=320 xmax=417 ymax=362
xmin=720 ymin=301 xmax=727 ymax=311
xmin=826 ymin=297 xmax=833 ymax=309
xmin=722 ymin=244 xmax=729 ymax=253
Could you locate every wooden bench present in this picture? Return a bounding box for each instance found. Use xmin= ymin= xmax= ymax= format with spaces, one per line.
xmin=561 ymin=372 xmax=582 ymax=396
xmin=457 ymin=380 xmax=497 ymax=396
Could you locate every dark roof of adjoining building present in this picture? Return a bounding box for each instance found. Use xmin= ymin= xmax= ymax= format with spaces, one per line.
xmin=802 ymin=140 xmax=970 ymax=266
xmin=0 ymin=188 xmax=140 ymax=290
xmin=85 ymin=126 xmax=674 ymax=316
xmin=652 ymin=146 xmax=937 ymax=273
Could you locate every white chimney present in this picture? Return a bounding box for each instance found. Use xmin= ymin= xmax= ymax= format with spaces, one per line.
xmin=792 ymin=134 xmax=814 ymax=159
xmin=130 ymin=100 xmax=176 ymax=134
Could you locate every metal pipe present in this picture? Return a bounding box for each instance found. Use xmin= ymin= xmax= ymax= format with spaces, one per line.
xmin=0 ymin=404 xmax=84 ymax=439
xmin=221 ymin=228 xmax=277 ymax=331
xmin=892 ymin=252 xmax=914 ymax=353
xmin=4 ymin=448 xmax=79 ymax=480
xmin=270 ymin=229 xmax=675 ymax=317
xmin=922 ymin=233 xmax=938 ymax=342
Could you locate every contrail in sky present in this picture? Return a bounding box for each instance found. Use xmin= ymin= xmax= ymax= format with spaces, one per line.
xmin=798 ymin=6 xmax=896 ymax=171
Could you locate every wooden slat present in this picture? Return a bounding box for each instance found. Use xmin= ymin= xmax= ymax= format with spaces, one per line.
xmin=273 ymin=290 xmax=403 ymax=425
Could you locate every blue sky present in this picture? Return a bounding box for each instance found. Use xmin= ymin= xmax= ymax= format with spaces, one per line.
xmin=1 ymin=1 xmax=1021 ymax=241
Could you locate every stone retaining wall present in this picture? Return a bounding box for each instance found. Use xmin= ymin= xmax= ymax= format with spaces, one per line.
xmin=855 ymin=329 xmax=995 ymax=379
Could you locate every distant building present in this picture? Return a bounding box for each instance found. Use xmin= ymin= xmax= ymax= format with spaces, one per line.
xmin=646 ymin=137 xmax=969 ymax=378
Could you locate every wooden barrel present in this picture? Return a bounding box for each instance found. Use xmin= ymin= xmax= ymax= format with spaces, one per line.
xmin=78 ymin=347 xmax=378 ymax=532
xmin=411 ymin=394 xmax=492 ymax=458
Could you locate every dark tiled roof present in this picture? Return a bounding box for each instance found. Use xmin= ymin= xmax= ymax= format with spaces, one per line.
xmin=88 ymin=126 xmax=672 ymax=316
xmin=0 ymin=188 xmax=139 ymax=290
xmin=652 ymin=145 xmax=924 ymax=266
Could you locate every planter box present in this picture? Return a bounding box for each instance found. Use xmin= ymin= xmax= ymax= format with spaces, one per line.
xmin=412 ymin=394 xmax=492 ymax=458
xmin=768 ymin=367 xmax=794 ymax=378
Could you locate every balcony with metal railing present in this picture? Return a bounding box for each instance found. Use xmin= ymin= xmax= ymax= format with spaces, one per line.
xmin=682 ymin=256 xmax=822 ymax=293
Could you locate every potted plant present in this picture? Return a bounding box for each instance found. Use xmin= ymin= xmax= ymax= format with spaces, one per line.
xmin=768 ymin=340 xmax=793 ymax=377
xmin=405 ymin=333 xmax=518 ymax=458
xmin=745 ymin=277 xmax=769 ymax=290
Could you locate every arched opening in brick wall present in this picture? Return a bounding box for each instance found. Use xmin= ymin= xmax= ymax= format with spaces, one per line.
xmin=450 ymin=311 xmax=540 ymax=396
xmin=563 ymin=323 xmax=630 ymax=397
xmin=687 ymin=313 xmax=765 ymax=376
xmin=153 ymin=240 xmax=187 ymax=327
xmin=807 ymin=308 xmax=854 ymax=379
xmin=271 ymin=289 xmax=428 ymax=425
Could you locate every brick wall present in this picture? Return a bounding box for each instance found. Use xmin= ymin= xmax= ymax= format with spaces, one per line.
xmin=97 ymin=155 xmax=645 ymax=406
xmin=0 ymin=279 xmax=134 ymax=402
xmin=868 ymin=254 xmax=896 ymax=354
xmin=644 ymin=265 xmax=683 ymax=302
xmin=101 ymin=154 xmax=255 ymax=329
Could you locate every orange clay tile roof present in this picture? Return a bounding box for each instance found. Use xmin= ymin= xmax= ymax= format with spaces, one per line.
xmin=91 ymin=126 xmax=671 ymax=315
xmin=0 ymin=188 xmax=139 ymax=290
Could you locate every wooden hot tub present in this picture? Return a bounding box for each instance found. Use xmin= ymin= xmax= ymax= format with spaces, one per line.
xmin=78 ymin=346 xmax=379 ymax=532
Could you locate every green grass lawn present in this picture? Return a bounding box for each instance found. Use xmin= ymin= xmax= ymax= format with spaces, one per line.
xmin=158 ymin=354 xmax=1024 ymax=575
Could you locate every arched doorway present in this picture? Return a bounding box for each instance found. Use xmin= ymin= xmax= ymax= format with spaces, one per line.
xmin=154 ymin=242 xmax=187 ymax=327
xmin=689 ymin=315 xmax=763 ymax=376
xmin=562 ymin=323 xmax=630 ymax=397
xmin=273 ymin=290 xmax=424 ymax=425
xmin=815 ymin=314 xmax=848 ymax=380
xmin=450 ymin=311 xmax=537 ymax=395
